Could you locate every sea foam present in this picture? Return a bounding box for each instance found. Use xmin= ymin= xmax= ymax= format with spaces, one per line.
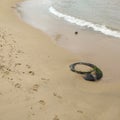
xmin=49 ymin=6 xmax=120 ymax=38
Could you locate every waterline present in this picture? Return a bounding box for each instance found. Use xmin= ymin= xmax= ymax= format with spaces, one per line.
xmin=49 ymin=6 xmax=120 ymax=38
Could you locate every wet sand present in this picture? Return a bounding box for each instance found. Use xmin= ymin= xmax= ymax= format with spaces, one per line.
xmin=0 ymin=0 xmax=120 ymax=120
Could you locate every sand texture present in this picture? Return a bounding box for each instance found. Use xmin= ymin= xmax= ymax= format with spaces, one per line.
xmin=0 ymin=0 xmax=120 ymax=120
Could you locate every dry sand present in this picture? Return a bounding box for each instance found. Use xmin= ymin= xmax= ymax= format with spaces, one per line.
xmin=0 ymin=0 xmax=120 ymax=120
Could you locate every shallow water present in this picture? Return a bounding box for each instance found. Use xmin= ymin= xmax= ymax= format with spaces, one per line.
xmin=52 ymin=0 xmax=120 ymax=31
xmin=17 ymin=0 xmax=120 ymax=39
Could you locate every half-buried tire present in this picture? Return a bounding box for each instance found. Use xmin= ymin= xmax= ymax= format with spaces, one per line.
xmin=69 ymin=62 xmax=103 ymax=81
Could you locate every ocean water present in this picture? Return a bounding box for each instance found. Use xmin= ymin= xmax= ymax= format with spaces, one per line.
xmin=17 ymin=0 xmax=120 ymax=38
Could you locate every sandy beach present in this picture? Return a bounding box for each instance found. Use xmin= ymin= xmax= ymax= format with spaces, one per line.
xmin=0 ymin=0 xmax=120 ymax=120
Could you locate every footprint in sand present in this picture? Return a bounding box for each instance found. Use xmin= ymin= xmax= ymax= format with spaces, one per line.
xmin=28 ymin=71 xmax=35 ymax=76
xmin=53 ymin=92 xmax=62 ymax=99
xmin=77 ymin=110 xmax=84 ymax=114
xmin=32 ymin=84 xmax=39 ymax=92
xmin=41 ymin=77 xmax=50 ymax=84
xmin=41 ymin=77 xmax=50 ymax=81
xmin=7 ymin=77 xmax=13 ymax=81
xmin=14 ymin=83 xmax=21 ymax=88
xmin=26 ymin=64 xmax=31 ymax=69
xmin=53 ymin=115 xmax=60 ymax=120
xmin=15 ymin=63 xmax=22 ymax=67
xmin=55 ymin=34 xmax=61 ymax=41
xmin=38 ymin=100 xmax=46 ymax=105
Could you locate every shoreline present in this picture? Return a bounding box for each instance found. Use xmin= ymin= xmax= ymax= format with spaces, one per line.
xmin=49 ymin=6 xmax=120 ymax=38
xmin=0 ymin=0 xmax=120 ymax=120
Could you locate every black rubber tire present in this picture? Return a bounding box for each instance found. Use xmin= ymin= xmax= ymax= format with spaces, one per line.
xmin=69 ymin=62 xmax=103 ymax=81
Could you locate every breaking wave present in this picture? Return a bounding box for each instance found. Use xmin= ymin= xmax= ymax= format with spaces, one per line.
xmin=49 ymin=6 xmax=120 ymax=38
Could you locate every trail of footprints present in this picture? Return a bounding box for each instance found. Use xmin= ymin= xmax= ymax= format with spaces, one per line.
xmin=0 ymin=28 xmax=35 ymax=88
xmin=0 ymin=28 xmax=61 ymax=120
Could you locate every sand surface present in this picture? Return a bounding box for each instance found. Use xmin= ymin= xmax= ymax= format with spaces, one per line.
xmin=0 ymin=0 xmax=120 ymax=120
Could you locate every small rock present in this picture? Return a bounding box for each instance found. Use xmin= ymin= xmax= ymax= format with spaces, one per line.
xmin=75 ymin=31 xmax=78 ymax=35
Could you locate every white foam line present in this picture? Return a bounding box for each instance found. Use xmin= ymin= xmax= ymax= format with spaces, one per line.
xmin=49 ymin=6 xmax=120 ymax=38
